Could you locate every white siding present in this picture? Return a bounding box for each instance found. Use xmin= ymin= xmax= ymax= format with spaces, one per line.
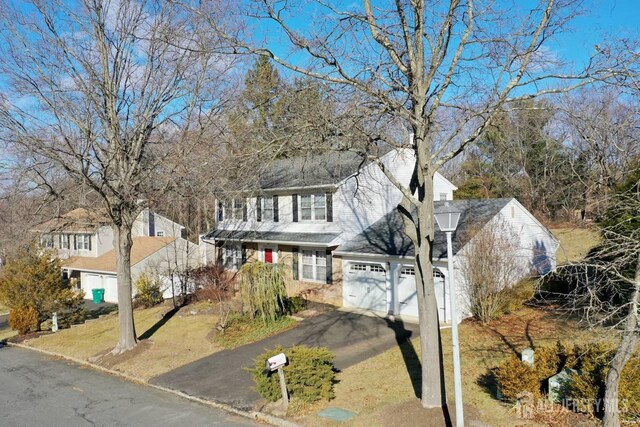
xmin=132 ymin=209 xmax=184 ymax=238
xmin=214 ymin=148 xmax=457 ymax=246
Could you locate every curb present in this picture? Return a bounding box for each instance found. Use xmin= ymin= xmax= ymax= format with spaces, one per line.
xmin=5 ymin=342 xmax=299 ymax=427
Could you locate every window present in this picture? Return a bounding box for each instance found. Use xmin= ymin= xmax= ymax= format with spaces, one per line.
xmin=41 ymin=234 xmax=54 ymax=248
xmin=370 ymin=264 xmax=386 ymax=273
xmin=301 ymin=249 xmax=326 ymax=281
xmin=350 ymin=264 xmax=368 ymax=271
xmin=433 ymin=269 xmax=445 ymax=278
xmin=156 ymin=230 xmax=165 ymax=237
xmin=299 ymin=194 xmax=326 ymax=221
xmin=439 ymin=193 xmax=448 ymax=201
xmin=233 ymin=199 xmax=244 ymax=220
xmin=224 ymin=244 xmax=242 ymax=270
xmin=75 ymin=234 xmax=91 ymax=251
xmin=61 ymin=234 xmax=70 ymax=249
xmin=400 ymin=267 xmax=415 ymax=277
xmin=263 ymin=196 xmax=274 ymax=221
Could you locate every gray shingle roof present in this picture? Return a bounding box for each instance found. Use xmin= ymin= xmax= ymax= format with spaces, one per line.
xmin=203 ymin=229 xmax=341 ymax=245
xmin=336 ymin=199 xmax=512 ymax=259
xmin=258 ymin=147 xmax=392 ymax=190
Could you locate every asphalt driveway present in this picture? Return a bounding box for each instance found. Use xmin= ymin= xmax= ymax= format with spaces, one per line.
xmin=151 ymin=309 xmax=419 ymax=410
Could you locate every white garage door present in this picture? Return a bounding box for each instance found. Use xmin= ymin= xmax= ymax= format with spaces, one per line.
xmin=343 ymin=262 xmax=387 ymax=312
xmin=82 ymin=273 xmax=103 ymax=298
xmin=396 ymin=266 xmax=448 ymax=321
xmin=104 ymin=276 xmax=118 ymax=303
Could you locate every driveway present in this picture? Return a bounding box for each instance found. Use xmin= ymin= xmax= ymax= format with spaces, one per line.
xmin=151 ymin=309 xmax=419 ymax=410
xmin=0 ymin=345 xmax=256 ymax=426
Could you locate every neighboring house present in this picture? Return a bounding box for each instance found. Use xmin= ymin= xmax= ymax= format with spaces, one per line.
xmin=335 ymin=198 xmax=559 ymax=322
xmin=33 ymin=208 xmax=200 ymax=303
xmin=201 ymin=148 xmax=457 ymax=306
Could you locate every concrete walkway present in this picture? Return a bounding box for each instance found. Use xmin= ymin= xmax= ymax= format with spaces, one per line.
xmin=151 ymin=309 xmax=419 ymax=411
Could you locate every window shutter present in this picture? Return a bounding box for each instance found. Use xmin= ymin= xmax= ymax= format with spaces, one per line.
xmin=273 ymin=195 xmax=279 ymax=222
xmin=292 ymin=194 xmax=298 ymax=222
xmin=73 ymin=235 xmax=77 ymax=250
xmin=256 ymin=196 xmax=262 ymax=222
xmin=242 ymin=199 xmax=248 ymax=222
xmin=326 ymin=192 xmax=333 ymax=222
xmin=217 ymin=201 xmax=223 ymax=222
xmin=292 ymin=247 xmax=299 ymax=280
xmin=88 ymin=235 xmax=92 ymax=251
xmin=241 ymin=244 xmax=247 ymax=264
xmin=325 ymin=250 xmax=333 ymax=284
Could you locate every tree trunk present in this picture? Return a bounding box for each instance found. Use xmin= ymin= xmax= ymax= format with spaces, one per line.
xmin=113 ymin=223 xmax=138 ymax=353
xmin=406 ymin=169 xmax=447 ymax=409
xmin=602 ymin=254 xmax=640 ymax=427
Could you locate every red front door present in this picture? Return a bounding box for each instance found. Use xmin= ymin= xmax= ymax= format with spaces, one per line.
xmin=264 ymin=248 xmax=273 ymax=263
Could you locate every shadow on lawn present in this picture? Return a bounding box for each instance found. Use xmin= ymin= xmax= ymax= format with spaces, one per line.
xmin=383 ymin=316 xmax=452 ymax=426
xmin=138 ymin=306 xmax=180 ymax=340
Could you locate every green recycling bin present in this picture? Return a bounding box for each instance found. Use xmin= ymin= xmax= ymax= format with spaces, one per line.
xmin=92 ymin=288 xmax=105 ymax=304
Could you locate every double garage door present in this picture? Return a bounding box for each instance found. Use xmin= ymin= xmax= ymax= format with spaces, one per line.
xmin=82 ymin=273 xmax=119 ymax=303
xmin=344 ymin=261 xmax=447 ymax=320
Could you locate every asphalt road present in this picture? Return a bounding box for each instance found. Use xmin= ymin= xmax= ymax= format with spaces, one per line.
xmin=0 ymin=345 xmax=256 ymax=427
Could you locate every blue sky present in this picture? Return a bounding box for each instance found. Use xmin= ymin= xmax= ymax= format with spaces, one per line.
xmin=552 ymin=0 xmax=639 ymax=67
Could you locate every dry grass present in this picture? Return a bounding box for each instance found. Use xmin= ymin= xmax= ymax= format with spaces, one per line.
xmin=23 ymin=301 xmax=222 ymax=381
xmin=551 ymin=227 xmax=601 ymax=265
xmin=0 ymin=303 xmax=8 ymax=315
xmin=293 ymin=307 xmax=600 ymax=427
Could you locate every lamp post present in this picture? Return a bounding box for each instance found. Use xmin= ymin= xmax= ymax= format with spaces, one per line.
xmin=434 ymin=209 xmax=463 ymax=427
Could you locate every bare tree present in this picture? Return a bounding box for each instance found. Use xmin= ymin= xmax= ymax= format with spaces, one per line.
xmin=0 ymin=0 xmax=234 ymax=352
xmin=458 ymin=218 xmax=529 ymax=323
xmin=189 ymin=0 xmax=620 ymax=411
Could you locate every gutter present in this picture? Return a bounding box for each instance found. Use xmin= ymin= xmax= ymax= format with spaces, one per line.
xmin=201 ymin=237 xmax=340 ymax=248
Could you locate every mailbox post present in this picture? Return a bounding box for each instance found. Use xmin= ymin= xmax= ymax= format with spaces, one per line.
xmin=266 ymin=353 xmax=289 ymax=409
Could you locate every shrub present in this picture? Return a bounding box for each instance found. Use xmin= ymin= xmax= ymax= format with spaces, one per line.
xmin=0 ymin=243 xmax=84 ymax=330
xmin=494 ymin=356 xmax=541 ymax=401
xmin=500 ymin=279 xmax=536 ymax=315
xmin=619 ymin=357 xmax=640 ymax=421
xmin=192 ymin=264 xmax=234 ymax=302
xmin=133 ymin=273 xmax=164 ymax=308
xmin=284 ymin=296 xmax=307 ymax=315
xmin=249 ymin=345 xmax=335 ymax=403
xmin=8 ymin=306 xmax=39 ymax=335
xmin=239 ymin=262 xmax=287 ymax=324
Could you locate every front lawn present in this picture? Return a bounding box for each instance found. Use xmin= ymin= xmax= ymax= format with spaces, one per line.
xmin=23 ymin=301 xmax=221 ymax=381
xmin=214 ymin=314 xmax=298 ymax=349
xmin=293 ymin=306 xmax=600 ymax=427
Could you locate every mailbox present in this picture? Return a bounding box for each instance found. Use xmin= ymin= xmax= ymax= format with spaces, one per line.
xmin=266 ymin=353 xmax=287 ymax=371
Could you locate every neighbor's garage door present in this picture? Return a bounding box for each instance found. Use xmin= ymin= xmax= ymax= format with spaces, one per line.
xmin=104 ymin=276 xmax=118 ymax=303
xmin=396 ymin=266 xmax=448 ymax=321
xmin=81 ymin=273 xmax=102 ymax=298
xmin=343 ymin=262 xmax=387 ymax=312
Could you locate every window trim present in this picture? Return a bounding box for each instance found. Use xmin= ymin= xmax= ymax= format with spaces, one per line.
xmin=42 ymin=234 xmax=54 ymax=249
xmin=61 ymin=234 xmax=70 ymax=250
xmin=300 ymin=248 xmax=327 ymax=282
xmin=299 ymin=194 xmax=327 ymax=222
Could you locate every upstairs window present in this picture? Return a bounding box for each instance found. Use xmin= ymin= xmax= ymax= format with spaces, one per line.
xmin=156 ymin=230 xmax=165 ymax=237
xmin=41 ymin=234 xmax=54 ymax=249
xmin=233 ymin=199 xmax=244 ymax=220
xmin=300 ymin=194 xmax=326 ymax=221
xmin=61 ymin=234 xmax=70 ymax=249
xmin=263 ymin=196 xmax=274 ymax=221
xmin=439 ymin=193 xmax=448 ymax=201
xmin=75 ymin=234 xmax=91 ymax=251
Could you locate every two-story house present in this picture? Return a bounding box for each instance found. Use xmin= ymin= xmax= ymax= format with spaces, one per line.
xmin=202 ymin=148 xmax=456 ymax=304
xmin=203 ymin=147 xmax=559 ymax=323
xmin=34 ymin=208 xmax=201 ymax=303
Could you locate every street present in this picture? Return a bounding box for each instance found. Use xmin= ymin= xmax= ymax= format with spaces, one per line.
xmin=0 ymin=345 xmax=256 ymax=426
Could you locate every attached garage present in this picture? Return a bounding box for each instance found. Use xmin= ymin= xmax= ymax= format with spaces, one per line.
xmin=396 ymin=266 xmax=448 ymax=322
xmin=79 ymin=272 xmax=118 ymax=303
xmin=343 ymin=261 xmax=387 ymax=313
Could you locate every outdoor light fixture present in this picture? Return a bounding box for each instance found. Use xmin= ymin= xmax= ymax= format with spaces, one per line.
xmin=435 ymin=208 xmax=463 ymax=427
